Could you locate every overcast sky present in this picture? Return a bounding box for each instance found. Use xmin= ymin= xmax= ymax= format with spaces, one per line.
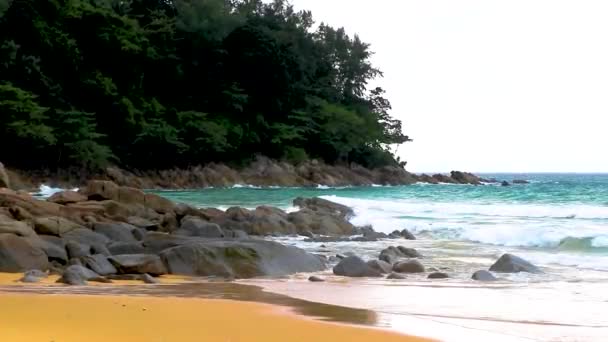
xmin=289 ymin=0 xmax=608 ymax=173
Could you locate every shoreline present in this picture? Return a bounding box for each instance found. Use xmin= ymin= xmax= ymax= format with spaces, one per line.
xmin=0 ymin=274 xmax=433 ymax=342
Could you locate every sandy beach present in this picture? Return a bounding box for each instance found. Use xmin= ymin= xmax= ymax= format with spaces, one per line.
xmin=0 ymin=272 xmax=433 ymax=342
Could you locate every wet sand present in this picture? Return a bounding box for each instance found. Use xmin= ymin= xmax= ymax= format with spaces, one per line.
xmin=0 ymin=273 xmax=433 ymax=342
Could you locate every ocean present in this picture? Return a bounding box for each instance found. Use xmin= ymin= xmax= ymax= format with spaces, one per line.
xmin=154 ymin=173 xmax=608 ymax=341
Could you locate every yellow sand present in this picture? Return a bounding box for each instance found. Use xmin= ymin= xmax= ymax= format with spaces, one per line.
xmin=0 ymin=293 xmax=432 ymax=342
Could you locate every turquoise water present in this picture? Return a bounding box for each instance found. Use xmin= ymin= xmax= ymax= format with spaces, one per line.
xmin=156 ymin=173 xmax=608 ymax=270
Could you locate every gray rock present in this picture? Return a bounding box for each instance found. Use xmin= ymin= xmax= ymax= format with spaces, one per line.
xmin=379 ymin=246 xmax=422 ymax=264
xmin=428 ymin=272 xmax=449 ymax=279
xmin=93 ymin=222 xmax=138 ymax=243
xmin=57 ymin=265 xmax=101 ymax=285
xmin=19 ymin=269 xmax=48 ymax=283
xmin=0 ymin=219 xmax=36 ymax=237
xmin=68 ymin=258 xmax=83 ymax=266
xmin=400 ymin=229 xmax=416 ymax=240
xmin=83 ymin=254 xmax=117 ymax=275
xmin=512 ymin=179 xmax=529 ymax=184
xmin=489 ymin=254 xmax=542 ymax=273
xmin=33 ymin=217 xmax=83 ymax=236
xmin=108 ymin=241 xmax=146 ymax=255
xmin=66 ymin=241 xmax=90 ymax=259
xmin=109 ymin=254 xmax=167 ymax=276
xmin=37 ymin=235 xmax=68 ymax=263
xmin=175 ymin=217 xmax=225 ymax=238
xmin=141 ymin=273 xmax=160 ymax=284
xmin=293 ymin=197 xmax=354 ymax=219
xmin=472 ymin=270 xmax=497 ymax=281
xmin=91 ymin=244 xmax=111 ymax=256
xmin=393 ymin=260 xmax=425 ymax=273
xmin=333 ymin=256 xmax=382 ymax=278
xmin=63 ymin=228 xmax=110 ymax=247
xmin=308 ymin=275 xmax=325 ymax=282
xmin=0 ymin=234 xmax=49 ymax=272
xmin=366 ymin=259 xmax=393 ymax=274
xmin=160 ymin=240 xmax=325 ymax=278
xmin=386 ymin=272 xmax=407 ymax=280
xmin=501 ymin=181 xmax=511 ymax=187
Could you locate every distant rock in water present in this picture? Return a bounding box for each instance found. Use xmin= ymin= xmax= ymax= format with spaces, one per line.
xmin=512 ymin=179 xmax=530 ymax=184
xmin=501 ymin=181 xmax=511 ymax=187
xmin=471 ymin=270 xmax=497 ymax=281
xmin=489 ymin=254 xmax=542 ymax=273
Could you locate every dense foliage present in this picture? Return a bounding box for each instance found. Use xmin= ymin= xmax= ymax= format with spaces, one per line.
xmin=0 ymin=0 xmax=410 ymax=170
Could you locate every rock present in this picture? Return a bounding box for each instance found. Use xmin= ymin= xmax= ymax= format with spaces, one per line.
xmin=37 ymin=235 xmax=68 ymax=263
xmin=400 ymin=229 xmax=416 ymax=240
xmin=83 ymin=254 xmax=117 ymax=275
xmin=109 ymin=254 xmax=167 ymax=276
xmin=471 ymin=270 xmax=497 ymax=281
xmin=160 ymin=240 xmax=325 ymax=278
xmin=33 ymin=217 xmax=84 ymax=236
xmin=308 ymin=275 xmax=325 ymax=282
xmin=489 ymin=254 xmax=542 ymax=273
xmin=293 ymin=197 xmax=354 ymax=219
xmin=288 ymin=209 xmax=355 ymax=236
xmin=512 ymin=179 xmax=529 ymax=184
xmin=366 ymin=259 xmax=393 ymax=274
xmin=144 ymin=193 xmax=175 ymax=214
xmin=428 ymin=272 xmax=449 ymax=279
xmin=362 ymin=230 xmax=388 ymax=240
xmin=63 ymin=228 xmax=110 ymax=247
xmin=93 ymin=222 xmax=138 ymax=243
xmin=501 ymin=181 xmax=511 ymax=187
xmin=450 ymin=171 xmax=482 ymax=185
xmin=379 ymin=246 xmax=422 ymax=264
xmin=386 ymin=272 xmax=407 ymax=280
xmin=92 ymin=244 xmax=111 ymax=256
xmin=82 ymin=180 xmax=120 ymax=201
xmin=0 ymin=162 xmax=9 ymax=188
xmin=107 ymin=241 xmax=145 ymax=255
xmin=127 ymin=216 xmax=159 ymax=231
xmin=0 ymin=218 xmax=36 ymax=237
xmin=68 ymin=258 xmax=83 ymax=266
xmin=333 ymin=256 xmax=382 ymax=278
xmin=19 ymin=269 xmax=48 ymax=283
xmin=66 ymin=241 xmax=90 ymax=259
xmin=57 ymin=265 xmax=102 ymax=285
xmin=175 ymin=217 xmax=225 ymax=238
xmin=0 ymin=234 xmax=49 ymax=272
xmin=299 ymin=231 xmax=314 ymax=238
xmin=117 ymin=186 xmax=145 ymax=205
xmin=392 ymin=260 xmax=425 ymax=273
xmin=47 ymin=191 xmax=87 ymax=205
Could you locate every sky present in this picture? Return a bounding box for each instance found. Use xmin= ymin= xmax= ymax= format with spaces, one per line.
xmin=289 ymin=0 xmax=608 ymax=173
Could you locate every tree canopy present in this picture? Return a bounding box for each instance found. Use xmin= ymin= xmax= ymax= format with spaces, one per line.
xmin=0 ymin=0 xmax=411 ymax=171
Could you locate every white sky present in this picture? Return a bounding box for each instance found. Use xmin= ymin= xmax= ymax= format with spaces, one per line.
xmin=289 ymin=0 xmax=608 ymax=173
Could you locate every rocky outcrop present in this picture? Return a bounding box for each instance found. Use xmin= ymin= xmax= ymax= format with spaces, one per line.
xmin=333 ymin=256 xmax=382 ymax=277
xmin=489 ymin=254 xmax=542 ymax=273
xmin=379 ymin=246 xmax=422 ymax=264
xmin=47 ymin=191 xmax=87 ymax=205
xmin=512 ymin=179 xmax=530 ymax=184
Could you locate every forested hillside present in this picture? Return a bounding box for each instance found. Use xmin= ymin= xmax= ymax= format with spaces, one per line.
xmin=0 ymin=0 xmax=410 ymax=171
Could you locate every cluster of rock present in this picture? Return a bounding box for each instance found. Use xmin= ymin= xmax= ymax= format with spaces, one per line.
xmin=0 ymin=181 xmax=375 ymax=284
xmin=331 ymin=244 xmax=542 ymax=281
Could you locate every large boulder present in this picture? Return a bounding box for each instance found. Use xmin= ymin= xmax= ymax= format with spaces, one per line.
xmin=293 ymin=197 xmax=354 ymax=220
xmin=0 ymin=217 xmax=36 ymax=237
xmin=0 ymin=234 xmax=49 ymax=272
xmin=66 ymin=241 xmax=91 ymax=259
xmin=144 ymin=193 xmax=175 ymax=214
xmin=287 ymin=209 xmax=355 ymax=236
xmin=450 ymin=171 xmax=482 ymax=185
xmin=160 ymin=240 xmax=325 ymax=278
xmin=0 ymin=162 xmax=9 ymax=188
xmin=63 ymin=228 xmax=110 ymax=247
xmin=47 ymin=191 xmax=87 ymax=205
xmin=92 ymin=222 xmax=138 ymax=243
xmin=33 ymin=217 xmax=83 ymax=236
xmin=175 ymin=217 xmax=225 ymax=238
xmin=109 ymin=254 xmax=167 ymax=276
xmin=489 ymin=254 xmax=542 ymax=273
xmin=82 ymin=180 xmax=120 ymax=201
xmin=379 ymin=246 xmax=422 ymax=264
xmin=392 ymin=260 xmax=425 ymax=273
xmin=333 ymin=256 xmax=382 ymax=277
xmin=57 ymin=265 xmax=105 ymax=285
xmin=212 ymin=206 xmax=297 ymax=236
xmin=83 ymin=254 xmax=117 ymax=275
